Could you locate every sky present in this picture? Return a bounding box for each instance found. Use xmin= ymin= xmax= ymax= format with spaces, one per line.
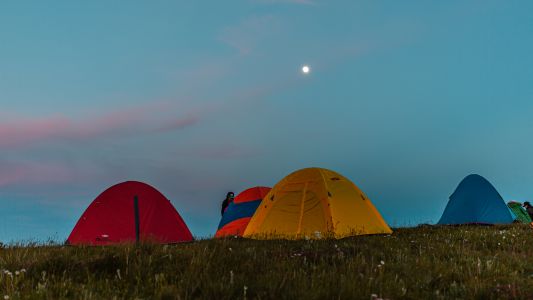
xmin=1 ymin=1 xmax=533 ymax=242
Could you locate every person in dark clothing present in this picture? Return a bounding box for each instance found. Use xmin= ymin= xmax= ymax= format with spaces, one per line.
xmin=221 ymin=192 xmax=235 ymax=216
xmin=523 ymin=202 xmax=533 ymax=220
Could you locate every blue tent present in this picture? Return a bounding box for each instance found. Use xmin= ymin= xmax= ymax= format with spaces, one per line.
xmin=438 ymin=174 xmax=515 ymax=225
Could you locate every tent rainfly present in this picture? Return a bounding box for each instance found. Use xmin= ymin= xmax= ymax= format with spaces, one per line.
xmin=243 ymin=167 xmax=392 ymax=239
xmin=216 ymin=186 xmax=271 ymax=238
xmin=67 ymin=181 xmax=193 ymax=245
xmin=507 ymin=201 xmax=532 ymax=223
xmin=438 ymin=174 xmax=515 ymax=225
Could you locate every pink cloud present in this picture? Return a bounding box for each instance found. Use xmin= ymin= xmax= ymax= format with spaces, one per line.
xmin=0 ymin=105 xmax=200 ymax=149
xmin=155 ymin=115 xmax=200 ymax=133
xmin=0 ymin=117 xmax=70 ymax=147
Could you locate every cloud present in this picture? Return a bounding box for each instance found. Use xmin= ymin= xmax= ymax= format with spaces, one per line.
xmin=218 ymin=15 xmax=282 ymax=55
xmin=155 ymin=115 xmax=199 ymax=133
xmin=0 ymin=105 xmax=200 ymax=149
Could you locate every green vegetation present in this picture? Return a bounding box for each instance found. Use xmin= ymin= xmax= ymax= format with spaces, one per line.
xmin=1 ymin=225 xmax=533 ymax=299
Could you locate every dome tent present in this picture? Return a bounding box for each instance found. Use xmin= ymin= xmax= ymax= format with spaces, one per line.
xmin=243 ymin=168 xmax=392 ymax=239
xmin=67 ymin=181 xmax=193 ymax=245
xmin=215 ymin=186 xmax=271 ymax=238
xmin=507 ymin=201 xmax=532 ymax=223
xmin=438 ymin=174 xmax=515 ymax=225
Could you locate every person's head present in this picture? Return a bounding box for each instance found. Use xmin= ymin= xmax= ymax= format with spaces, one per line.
xmin=524 ymin=201 xmax=531 ymax=208
xmin=226 ymin=192 xmax=235 ymax=201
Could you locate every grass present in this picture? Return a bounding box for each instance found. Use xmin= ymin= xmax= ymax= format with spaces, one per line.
xmin=1 ymin=225 xmax=533 ymax=299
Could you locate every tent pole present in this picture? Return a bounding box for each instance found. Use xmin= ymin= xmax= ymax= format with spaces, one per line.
xmin=134 ymin=196 xmax=140 ymax=243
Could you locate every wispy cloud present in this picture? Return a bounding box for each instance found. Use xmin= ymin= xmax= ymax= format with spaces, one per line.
xmin=218 ymin=15 xmax=282 ymax=55
xmin=0 ymin=104 xmax=200 ymax=149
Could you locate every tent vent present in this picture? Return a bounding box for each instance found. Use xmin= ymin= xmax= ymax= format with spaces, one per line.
xmin=330 ymin=177 xmax=340 ymax=181
xmin=270 ymin=195 xmax=274 ymax=201
xmin=327 ymin=191 xmax=332 ymax=197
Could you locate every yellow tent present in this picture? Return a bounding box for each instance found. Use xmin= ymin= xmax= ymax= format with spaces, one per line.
xmin=243 ymin=168 xmax=392 ymax=239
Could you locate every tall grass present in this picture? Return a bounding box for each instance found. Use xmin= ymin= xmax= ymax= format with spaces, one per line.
xmin=1 ymin=225 xmax=532 ymax=299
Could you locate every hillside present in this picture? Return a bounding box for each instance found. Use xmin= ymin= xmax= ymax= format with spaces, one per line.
xmin=1 ymin=225 xmax=532 ymax=299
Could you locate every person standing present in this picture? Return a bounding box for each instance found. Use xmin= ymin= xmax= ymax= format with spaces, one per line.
xmin=523 ymin=202 xmax=533 ymax=220
xmin=221 ymin=192 xmax=235 ymax=216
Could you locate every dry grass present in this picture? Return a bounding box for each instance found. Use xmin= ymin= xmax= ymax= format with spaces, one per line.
xmin=1 ymin=225 xmax=533 ymax=299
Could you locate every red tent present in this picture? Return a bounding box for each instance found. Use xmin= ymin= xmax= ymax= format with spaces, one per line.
xmin=67 ymin=181 xmax=193 ymax=245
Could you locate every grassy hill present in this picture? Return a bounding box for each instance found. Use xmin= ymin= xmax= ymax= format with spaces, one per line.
xmin=1 ymin=225 xmax=533 ymax=299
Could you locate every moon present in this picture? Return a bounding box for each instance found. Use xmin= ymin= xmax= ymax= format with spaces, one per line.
xmin=301 ymin=65 xmax=310 ymax=74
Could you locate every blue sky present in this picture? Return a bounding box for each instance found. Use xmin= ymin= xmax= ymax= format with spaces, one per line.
xmin=1 ymin=1 xmax=533 ymax=242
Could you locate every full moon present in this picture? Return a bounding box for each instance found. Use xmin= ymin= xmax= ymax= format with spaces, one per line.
xmin=302 ymin=65 xmax=310 ymax=74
